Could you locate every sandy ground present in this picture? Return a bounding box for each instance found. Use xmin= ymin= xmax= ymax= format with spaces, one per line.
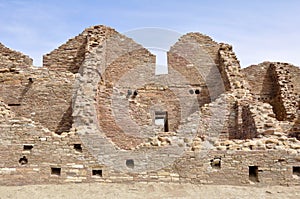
xmin=0 ymin=182 xmax=299 ymax=199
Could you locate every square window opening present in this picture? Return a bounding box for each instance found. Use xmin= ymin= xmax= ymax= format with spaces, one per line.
xmin=92 ymin=169 xmax=102 ymax=177
xmin=23 ymin=145 xmax=33 ymax=150
xmin=51 ymin=167 xmax=61 ymax=176
xmin=293 ymin=166 xmax=300 ymax=176
xmin=73 ymin=144 xmax=82 ymax=152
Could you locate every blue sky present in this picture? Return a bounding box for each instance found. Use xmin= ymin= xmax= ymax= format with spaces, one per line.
xmin=0 ymin=0 xmax=299 ymax=67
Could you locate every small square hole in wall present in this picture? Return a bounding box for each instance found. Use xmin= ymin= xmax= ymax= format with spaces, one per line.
xmin=73 ymin=144 xmax=82 ymax=152
xmin=210 ymin=158 xmax=221 ymax=169
xmin=23 ymin=145 xmax=33 ymax=151
xmin=293 ymin=166 xmax=300 ymax=177
xmin=92 ymin=169 xmax=102 ymax=177
xmin=51 ymin=167 xmax=61 ymax=176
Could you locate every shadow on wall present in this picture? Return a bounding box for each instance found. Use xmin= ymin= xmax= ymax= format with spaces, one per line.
xmin=289 ymin=113 xmax=300 ymax=140
xmin=69 ymin=37 xmax=87 ymax=73
xmin=19 ymin=78 xmax=34 ymax=102
xmin=259 ymin=64 xmax=286 ymax=121
xmin=228 ymin=102 xmax=258 ymax=140
xmin=55 ymin=104 xmax=73 ymax=134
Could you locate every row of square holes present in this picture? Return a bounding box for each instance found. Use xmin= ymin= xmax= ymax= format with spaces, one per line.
xmin=20 ymin=145 xmax=300 ymax=180
xmin=47 ymin=165 xmax=300 ymax=181
xmin=50 ymin=159 xmax=135 ymax=177
xmin=23 ymin=144 xmax=82 ymax=151
xmin=19 ymin=144 xmax=83 ymax=165
xmin=210 ymin=158 xmax=300 ymax=182
xmin=127 ymin=89 xmax=201 ymax=96
xmin=22 ymin=144 xmax=103 ymax=177
xmin=51 ymin=167 xmax=103 ymax=177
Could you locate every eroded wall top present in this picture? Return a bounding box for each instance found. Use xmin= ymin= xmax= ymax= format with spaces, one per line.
xmin=0 ymin=42 xmax=32 ymax=70
xmin=43 ymin=25 xmax=118 ymax=73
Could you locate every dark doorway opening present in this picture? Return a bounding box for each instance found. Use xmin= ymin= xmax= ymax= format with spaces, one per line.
xmin=249 ymin=166 xmax=259 ymax=182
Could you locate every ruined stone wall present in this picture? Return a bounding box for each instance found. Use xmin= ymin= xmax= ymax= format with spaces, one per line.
xmin=216 ymin=44 xmax=260 ymax=140
xmin=43 ymin=33 xmax=87 ymax=73
xmin=0 ymin=67 xmax=75 ymax=134
xmin=95 ymin=31 xmax=225 ymax=150
xmin=290 ymin=113 xmax=300 ymax=140
xmin=97 ymin=48 xmax=155 ymax=149
xmin=43 ymin=26 xmax=117 ymax=73
xmin=1 ymin=102 xmax=299 ymax=186
xmin=169 ymin=33 xmax=224 ymax=101
xmin=287 ymin=65 xmax=300 ymax=101
xmin=0 ymin=101 xmax=106 ymax=185
xmin=218 ymin=44 xmax=246 ymax=92
xmin=0 ymin=42 xmax=32 ymax=69
xmin=269 ymin=63 xmax=297 ymax=121
xmin=243 ymin=62 xmax=299 ymax=121
xmin=182 ymin=33 xmax=221 ymax=65
xmin=0 ymin=25 xmax=299 ymax=186
xmin=227 ymin=101 xmax=258 ymax=140
xmin=242 ymin=62 xmax=275 ymax=101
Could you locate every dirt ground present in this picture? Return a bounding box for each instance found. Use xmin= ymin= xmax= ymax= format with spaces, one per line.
xmin=0 ymin=182 xmax=299 ymax=199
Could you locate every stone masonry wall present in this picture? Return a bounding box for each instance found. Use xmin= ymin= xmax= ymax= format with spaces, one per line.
xmin=227 ymin=101 xmax=258 ymax=140
xmin=270 ymin=63 xmax=298 ymax=121
xmin=0 ymin=67 xmax=75 ymax=134
xmin=243 ymin=62 xmax=299 ymax=121
xmin=43 ymin=25 xmax=117 ymax=73
xmin=1 ymin=98 xmax=299 ymax=186
xmin=218 ymin=44 xmax=251 ymax=95
xmin=242 ymin=62 xmax=275 ymax=101
xmin=0 ymin=25 xmax=299 ymax=186
xmin=0 ymin=42 xmax=32 ymax=70
xmin=43 ymin=33 xmax=87 ymax=73
xmin=169 ymin=33 xmax=225 ymax=101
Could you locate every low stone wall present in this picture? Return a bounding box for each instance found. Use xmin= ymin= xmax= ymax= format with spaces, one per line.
xmin=0 ymin=105 xmax=299 ymax=185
